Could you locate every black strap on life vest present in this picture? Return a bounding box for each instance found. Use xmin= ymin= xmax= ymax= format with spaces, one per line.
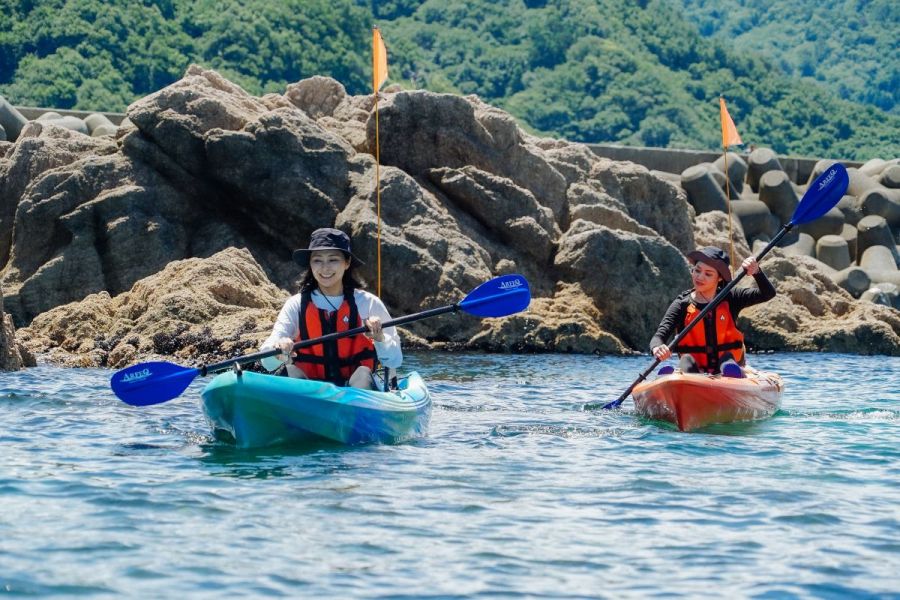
xmin=672 ymin=310 xmax=743 ymax=373
xmin=294 ymin=289 xmax=377 ymax=385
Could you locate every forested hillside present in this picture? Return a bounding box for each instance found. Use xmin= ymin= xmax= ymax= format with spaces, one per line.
xmin=0 ymin=0 xmax=371 ymax=109
xmin=671 ymin=0 xmax=899 ymax=115
xmin=1 ymin=0 xmax=897 ymax=160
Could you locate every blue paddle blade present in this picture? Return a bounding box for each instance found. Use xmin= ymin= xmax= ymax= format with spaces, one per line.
xmin=790 ymin=163 xmax=849 ymax=226
xmin=110 ymin=361 xmax=200 ymax=406
xmin=459 ymin=274 xmax=531 ymax=317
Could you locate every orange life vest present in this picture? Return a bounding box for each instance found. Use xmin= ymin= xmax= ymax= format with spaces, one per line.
xmin=672 ymin=300 xmax=745 ymax=373
xmin=293 ymin=290 xmax=377 ymax=385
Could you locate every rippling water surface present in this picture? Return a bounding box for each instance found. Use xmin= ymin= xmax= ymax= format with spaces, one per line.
xmin=2 ymin=352 xmax=899 ymax=598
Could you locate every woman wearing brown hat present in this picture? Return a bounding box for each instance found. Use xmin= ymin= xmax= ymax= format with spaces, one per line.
xmin=259 ymin=228 xmax=401 ymax=389
xmin=650 ymin=246 xmax=775 ymax=378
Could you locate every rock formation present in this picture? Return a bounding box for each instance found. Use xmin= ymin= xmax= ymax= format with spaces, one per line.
xmin=0 ymin=284 xmax=33 ymax=370
xmin=2 ymin=65 xmax=899 ymax=367
xmin=678 ymin=155 xmax=900 ymax=308
xmin=17 ymin=247 xmax=284 ymax=368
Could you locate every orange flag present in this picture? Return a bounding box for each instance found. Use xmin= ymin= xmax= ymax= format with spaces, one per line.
xmin=373 ymin=27 xmax=388 ymax=94
xmin=719 ymin=96 xmax=742 ymax=148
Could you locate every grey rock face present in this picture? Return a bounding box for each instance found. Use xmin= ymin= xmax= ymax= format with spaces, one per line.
xmin=2 ymin=68 xmax=898 ymax=361
xmin=0 ymin=285 xmax=33 ymax=370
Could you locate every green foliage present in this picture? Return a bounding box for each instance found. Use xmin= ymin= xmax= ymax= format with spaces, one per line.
xmin=0 ymin=0 xmax=896 ymax=160
xmin=0 ymin=0 xmax=370 ymax=110
xmin=356 ymin=0 xmax=425 ymax=20
xmin=387 ymin=0 xmax=898 ymax=160
xmin=672 ymin=0 xmax=900 ymax=114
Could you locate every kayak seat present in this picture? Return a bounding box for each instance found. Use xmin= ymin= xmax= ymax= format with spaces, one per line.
xmin=657 ymin=365 xmax=675 ymax=376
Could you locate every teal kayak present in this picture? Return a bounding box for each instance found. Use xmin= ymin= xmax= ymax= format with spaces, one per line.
xmin=200 ymin=370 xmax=432 ymax=448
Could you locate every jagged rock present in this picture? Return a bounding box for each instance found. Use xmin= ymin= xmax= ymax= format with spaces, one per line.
xmin=427 ymin=166 xmax=561 ymax=262
xmin=1 ymin=285 xmax=33 ymax=370
xmin=0 ymin=121 xmax=117 ymax=271
xmin=2 ymin=67 xmax=898 ymax=364
xmin=740 ymin=255 xmax=900 ymax=355
xmin=369 ymin=91 xmax=570 ymax=223
xmin=468 ymin=282 xmax=629 ymax=354
xmin=553 ymin=220 xmax=688 ymax=349
xmin=16 ymin=248 xmax=286 ymax=368
xmin=1 ymin=122 xmax=204 ymax=323
xmin=285 ymin=76 xmax=348 ymax=119
xmin=692 ymin=211 xmax=752 ymax=261
xmin=583 ymin=158 xmax=695 ymax=253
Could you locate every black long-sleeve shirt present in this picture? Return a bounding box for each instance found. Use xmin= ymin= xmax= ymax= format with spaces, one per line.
xmin=649 ymin=271 xmax=776 ymax=351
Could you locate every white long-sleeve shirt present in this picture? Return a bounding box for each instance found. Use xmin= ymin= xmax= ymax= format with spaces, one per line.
xmin=260 ymin=289 xmax=402 ymax=372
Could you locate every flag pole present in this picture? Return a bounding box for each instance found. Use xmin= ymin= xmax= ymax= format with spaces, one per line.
xmin=372 ymin=25 xmax=390 ymax=391
xmin=723 ymin=133 xmax=734 ymax=274
xmin=372 ymin=25 xmax=388 ymax=298
xmin=375 ymin=87 xmax=382 ymax=297
xmin=719 ymin=95 xmax=742 ymax=276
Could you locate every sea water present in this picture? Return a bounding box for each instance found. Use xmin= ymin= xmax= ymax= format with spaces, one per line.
xmin=1 ymin=352 xmax=898 ymax=598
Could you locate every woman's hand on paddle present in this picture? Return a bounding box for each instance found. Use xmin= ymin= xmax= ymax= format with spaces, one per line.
xmin=364 ymin=317 xmax=385 ymax=342
xmin=652 ymin=344 xmax=672 ymax=361
xmin=742 ymin=256 xmax=760 ymax=276
xmin=275 ymin=337 xmax=295 ymax=360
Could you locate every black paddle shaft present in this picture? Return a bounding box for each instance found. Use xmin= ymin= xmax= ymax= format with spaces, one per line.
xmin=605 ymin=224 xmax=794 ymax=408
xmin=200 ymin=303 xmax=461 ymax=376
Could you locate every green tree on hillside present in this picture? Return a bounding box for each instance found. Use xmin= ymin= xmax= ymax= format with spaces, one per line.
xmin=672 ymin=0 xmax=900 ymax=114
xmin=0 ymin=0 xmax=370 ymax=110
xmin=0 ymin=0 xmax=896 ymax=160
xmin=388 ymin=0 xmax=899 ymax=159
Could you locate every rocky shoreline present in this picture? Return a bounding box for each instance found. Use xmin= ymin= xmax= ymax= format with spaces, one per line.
xmin=1 ymin=65 xmax=899 ymax=371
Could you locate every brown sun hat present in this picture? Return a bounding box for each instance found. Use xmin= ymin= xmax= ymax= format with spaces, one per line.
xmin=687 ymin=246 xmax=732 ymax=282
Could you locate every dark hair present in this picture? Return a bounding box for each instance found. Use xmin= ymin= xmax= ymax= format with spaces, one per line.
xmin=298 ymin=254 xmax=365 ymax=295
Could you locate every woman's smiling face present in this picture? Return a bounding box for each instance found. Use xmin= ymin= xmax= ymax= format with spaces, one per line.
xmin=690 ymin=261 xmax=720 ymax=295
xmin=309 ymin=249 xmax=351 ymax=295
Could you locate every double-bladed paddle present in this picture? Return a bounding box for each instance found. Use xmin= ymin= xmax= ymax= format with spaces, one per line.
xmin=111 ymin=274 xmax=531 ymax=406
xmin=601 ymin=162 xmax=849 ymax=410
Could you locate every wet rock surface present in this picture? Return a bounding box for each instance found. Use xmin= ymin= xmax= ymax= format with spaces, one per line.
xmin=2 ymin=67 xmax=898 ymax=366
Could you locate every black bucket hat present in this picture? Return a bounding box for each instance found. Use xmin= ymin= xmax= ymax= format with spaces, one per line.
xmin=687 ymin=246 xmax=732 ymax=282
xmin=292 ymin=228 xmax=363 ymax=267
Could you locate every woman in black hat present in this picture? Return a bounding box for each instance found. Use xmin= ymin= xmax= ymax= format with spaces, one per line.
xmin=260 ymin=228 xmax=401 ymax=389
xmin=649 ymin=246 xmax=775 ymax=378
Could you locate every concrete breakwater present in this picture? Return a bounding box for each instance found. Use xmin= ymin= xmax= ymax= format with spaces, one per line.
xmin=0 ymin=97 xmax=125 ymax=141
xmin=588 ymin=144 xmax=864 ymax=189
xmin=653 ymin=149 xmax=900 ymax=309
xmin=1 ymin=68 xmax=898 ymax=370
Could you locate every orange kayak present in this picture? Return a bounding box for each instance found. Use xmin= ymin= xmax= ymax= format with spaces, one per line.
xmin=632 ymin=368 xmax=783 ymax=431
